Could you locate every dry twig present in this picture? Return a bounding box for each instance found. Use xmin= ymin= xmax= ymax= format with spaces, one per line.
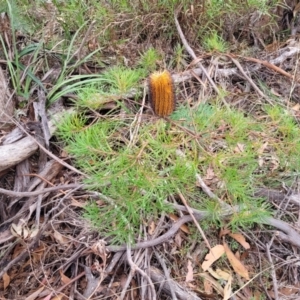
xmin=0 ymin=183 xmax=83 ymax=197
xmin=230 ymin=56 xmax=271 ymax=103
xmin=266 ymin=237 xmax=279 ymax=300
xmin=177 ymin=190 xmax=212 ymax=250
xmin=126 ymin=244 xmax=157 ymax=300
xmin=0 ymin=186 xmax=80 ymax=278
xmin=174 ymin=11 xmax=228 ymax=107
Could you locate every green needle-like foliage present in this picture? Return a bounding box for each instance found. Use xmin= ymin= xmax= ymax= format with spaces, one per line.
xmin=57 ymin=102 xmax=300 ymax=244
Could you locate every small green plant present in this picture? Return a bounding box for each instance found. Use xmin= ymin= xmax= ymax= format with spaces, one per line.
xmin=203 ymin=31 xmax=228 ymax=52
xmin=52 ymin=0 xmax=87 ymax=33
xmin=74 ymin=86 xmax=117 ymax=110
xmin=0 ymin=0 xmax=45 ymax=100
xmin=55 ymin=103 xmax=300 ymax=244
xmin=100 ymin=66 xmax=145 ymax=93
xmin=46 ymin=21 xmax=106 ymax=104
xmin=71 ymin=66 xmax=145 ymax=110
xmin=0 ymin=0 xmax=32 ymax=33
xmin=247 ymin=0 xmax=278 ymax=14
xmin=172 ymin=43 xmax=188 ymax=70
xmin=138 ymin=47 xmax=162 ymax=72
xmin=55 ymin=112 xmax=87 ymax=141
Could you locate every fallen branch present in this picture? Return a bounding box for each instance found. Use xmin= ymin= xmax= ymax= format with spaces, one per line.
xmin=0 ymin=183 xmax=83 ymax=197
xmin=0 ymin=107 xmax=82 ymax=174
xmin=0 ymin=136 xmax=39 ymax=172
xmin=238 ymin=54 xmax=300 ymax=83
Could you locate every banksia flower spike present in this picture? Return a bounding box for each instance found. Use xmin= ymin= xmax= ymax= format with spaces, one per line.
xmin=148 ymin=70 xmax=176 ymax=117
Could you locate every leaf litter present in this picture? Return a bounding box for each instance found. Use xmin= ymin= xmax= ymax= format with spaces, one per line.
xmin=1 ymin=1 xmax=300 ymax=299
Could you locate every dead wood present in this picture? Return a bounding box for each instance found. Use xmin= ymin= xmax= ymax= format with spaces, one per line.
xmin=150 ymin=266 xmax=202 ymax=300
xmin=0 ymin=183 xmax=82 ymax=198
xmin=0 ymin=136 xmax=39 ymax=172
xmin=0 ymin=66 xmax=14 ymax=129
xmin=254 ymin=188 xmax=300 ymax=206
xmin=2 ymin=159 xmax=63 ymax=226
xmin=0 ymin=107 xmax=71 ymax=172
xmin=0 ymin=184 xmax=82 ymax=279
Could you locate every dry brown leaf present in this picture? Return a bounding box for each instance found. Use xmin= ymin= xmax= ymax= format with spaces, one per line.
xmin=60 ymin=270 xmax=71 ymax=285
xmin=200 ymin=272 xmax=224 ymax=295
xmin=223 ymin=274 xmax=232 ymax=300
xmin=253 ymin=290 xmax=262 ymax=299
xmin=234 ymin=143 xmax=245 ymax=153
xmin=272 ymin=282 xmax=300 ymax=296
xmin=70 ymin=198 xmax=85 ymax=207
xmin=228 ymin=233 xmax=250 ymax=249
xmin=24 ymin=286 xmax=44 ymax=300
xmin=90 ymin=241 xmax=108 ymax=265
xmin=292 ymin=103 xmax=300 ymax=111
xmin=23 ymin=227 xmax=29 ymax=239
xmin=53 ymin=230 xmax=69 ymax=244
xmin=202 ymin=245 xmax=225 ymax=271
xmin=42 ymin=293 xmax=53 ymax=300
xmin=257 ymin=141 xmax=268 ymax=155
xmin=174 ymin=232 xmax=183 ymax=247
xmin=235 ymin=250 xmax=241 ymax=260
xmin=148 ymin=221 xmax=155 ymax=235
xmin=216 ymin=269 xmax=231 ymax=281
xmin=185 ymin=260 xmax=194 ymax=282
xmin=31 ymin=244 xmax=46 ymax=264
xmin=30 ymin=227 xmax=39 ymax=238
xmin=270 ymin=88 xmax=281 ymax=96
xmin=51 ymin=294 xmax=64 ymax=300
xmin=207 ymin=267 xmax=222 ymax=280
xmin=208 ymin=268 xmax=231 ymax=281
xmin=219 ymin=228 xmax=230 ymax=237
xmin=223 ymin=241 xmax=249 ymax=280
xmin=96 ymin=200 xmax=105 ymax=206
xmin=203 ymin=278 xmax=213 ymax=294
xmin=11 ymin=223 xmax=22 ymax=237
xmin=12 ymin=244 xmax=25 ymax=259
xmin=205 ymin=165 xmax=215 ymax=180
xmin=2 ymin=272 xmax=10 ymax=290
xmin=168 ymin=213 xmax=190 ymax=234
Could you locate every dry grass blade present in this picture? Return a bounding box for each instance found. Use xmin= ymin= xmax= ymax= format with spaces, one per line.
xmin=177 ymin=190 xmax=212 ymax=250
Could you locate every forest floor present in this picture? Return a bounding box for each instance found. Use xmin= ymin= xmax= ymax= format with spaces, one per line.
xmin=1 ymin=1 xmax=300 ymax=299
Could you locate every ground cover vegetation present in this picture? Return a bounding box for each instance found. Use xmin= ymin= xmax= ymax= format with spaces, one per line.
xmin=1 ymin=0 xmax=300 ymax=299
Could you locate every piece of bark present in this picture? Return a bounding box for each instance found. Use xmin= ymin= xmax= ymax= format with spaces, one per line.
xmin=0 ymin=66 xmax=14 ymax=129
xmin=0 ymin=136 xmax=38 ymax=172
xmin=14 ymin=159 xmax=30 ymax=192
xmin=254 ymin=188 xmax=300 ymax=206
xmin=1 ymin=126 xmax=26 ymax=145
xmin=0 ymin=104 xmax=70 ymax=172
xmin=25 ymin=121 xmax=47 ymax=172
xmin=34 ymin=88 xmax=51 ymax=149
